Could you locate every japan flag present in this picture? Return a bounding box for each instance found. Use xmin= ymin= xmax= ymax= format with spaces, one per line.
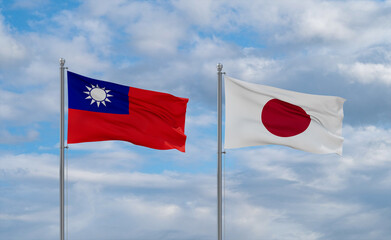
xmin=224 ymin=76 xmax=345 ymax=155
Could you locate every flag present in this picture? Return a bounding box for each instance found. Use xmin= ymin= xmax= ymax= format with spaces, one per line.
xmin=67 ymin=71 xmax=188 ymax=152
xmin=224 ymin=76 xmax=345 ymax=155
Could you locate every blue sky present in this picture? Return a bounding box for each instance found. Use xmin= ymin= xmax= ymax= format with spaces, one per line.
xmin=1 ymin=0 xmax=391 ymax=239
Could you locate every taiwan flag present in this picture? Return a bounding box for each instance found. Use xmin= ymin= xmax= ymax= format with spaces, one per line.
xmin=67 ymin=71 xmax=189 ymax=152
xmin=224 ymin=76 xmax=345 ymax=155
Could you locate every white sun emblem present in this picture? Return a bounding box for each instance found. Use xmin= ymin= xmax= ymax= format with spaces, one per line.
xmin=84 ymin=84 xmax=113 ymax=107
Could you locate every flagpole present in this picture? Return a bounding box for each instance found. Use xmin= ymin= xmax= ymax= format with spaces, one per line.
xmin=59 ymin=58 xmax=66 ymax=240
xmin=217 ymin=63 xmax=223 ymax=240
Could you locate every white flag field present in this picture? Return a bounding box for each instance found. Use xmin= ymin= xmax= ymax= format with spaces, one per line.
xmin=224 ymin=76 xmax=346 ymax=155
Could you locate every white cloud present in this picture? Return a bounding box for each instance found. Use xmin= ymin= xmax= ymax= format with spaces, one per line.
xmin=0 ymin=153 xmax=58 ymax=179
xmin=63 ymin=181 xmax=216 ymax=240
xmin=187 ymin=112 xmax=216 ymax=127
xmin=0 ymin=150 xmax=201 ymax=189
xmin=10 ymin=0 xmax=50 ymax=9
xmin=129 ymin=22 xmax=186 ymax=55
xmin=343 ymin=125 xmax=391 ymax=166
xmin=24 ymin=34 xmax=110 ymax=79
xmin=2 ymin=122 xmax=391 ymax=240
xmin=0 ymin=87 xmax=58 ymax=124
xmin=228 ymin=124 xmax=391 ymax=192
xmin=0 ymin=149 xmax=217 ymax=239
xmin=73 ymin=0 xmax=189 ymax=56
xmin=293 ymin=2 xmax=354 ymax=42
xmin=173 ymin=0 xmax=215 ymax=26
xmin=0 ymin=22 xmax=113 ymax=126
xmin=223 ymin=55 xmax=281 ymax=83
xmin=0 ymin=209 xmax=56 ymax=223
xmin=219 ymin=126 xmax=391 ymax=239
xmin=69 ymin=170 xmax=188 ymax=188
xmin=226 ymin=202 xmax=323 ymax=240
xmin=187 ymin=0 xmax=389 ymax=50
xmin=172 ymin=0 xmax=236 ymax=29
xmin=52 ymin=10 xmax=113 ymax=56
xmin=0 ymin=129 xmax=39 ymax=144
xmin=125 ymin=7 xmax=187 ymax=56
xmin=0 ymin=16 xmax=25 ymax=64
xmin=339 ymin=62 xmax=391 ymax=85
xmin=66 ymin=140 xmax=127 ymax=151
xmin=78 ymin=0 xmax=129 ymax=18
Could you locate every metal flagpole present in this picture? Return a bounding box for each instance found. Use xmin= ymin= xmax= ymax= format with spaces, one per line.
xmin=59 ymin=58 xmax=66 ymax=240
xmin=217 ymin=63 xmax=223 ymax=240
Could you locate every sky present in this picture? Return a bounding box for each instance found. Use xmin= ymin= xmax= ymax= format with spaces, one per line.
xmin=1 ymin=0 xmax=391 ymax=239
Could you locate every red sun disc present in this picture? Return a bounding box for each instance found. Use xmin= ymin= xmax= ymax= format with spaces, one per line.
xmin=261 ymin=99 xmax=311 ymax=137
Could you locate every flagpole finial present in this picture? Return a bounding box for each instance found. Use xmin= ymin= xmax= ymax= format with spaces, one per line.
xmin=217 ymin=63 xmax=223 ymax=72
xmin=59 ymin=58 xmax=66 ymax=66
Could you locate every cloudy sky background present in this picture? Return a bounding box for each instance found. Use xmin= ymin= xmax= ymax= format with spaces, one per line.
xmin=1 ymin=0 xmax=391 ymax=239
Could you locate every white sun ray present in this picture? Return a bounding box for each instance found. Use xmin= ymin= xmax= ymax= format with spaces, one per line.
xmin=83 ymin=84 xmax=113 ymax=107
